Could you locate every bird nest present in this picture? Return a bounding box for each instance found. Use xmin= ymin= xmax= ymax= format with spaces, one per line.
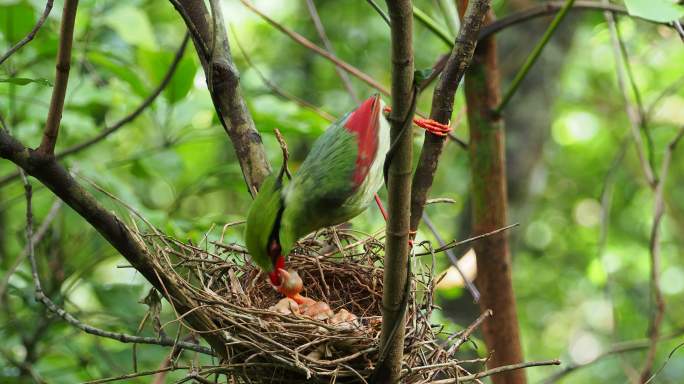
xmin=138 ymin=225 xmax=480 ymax=383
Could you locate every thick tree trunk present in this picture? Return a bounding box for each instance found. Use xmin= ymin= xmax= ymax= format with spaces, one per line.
xmin=465 ymin=10 xmax=526 ymax=384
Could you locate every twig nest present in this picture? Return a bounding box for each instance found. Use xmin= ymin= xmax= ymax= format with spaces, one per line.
xmin=141 ymin=228 xmax=478 ymax=383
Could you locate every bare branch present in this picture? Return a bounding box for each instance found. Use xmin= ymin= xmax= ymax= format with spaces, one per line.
xmin=305 ymin=0 xmax=359 ymax=103
xmin=18 ymin=172 xmax=213 ymax=357
xmin=410 ymin=0 xmax=490 ymax=237
xmin=1 ymin=129 xmax=230 ymax=357
xmin=0 ymin=197 xmax=62 ymax=302
xmin=0 ymin=0 xmax=54 ymax=65
xmin=239 ymin=0 xmax=390 ymax=97
xmin=479 ymin=1 xmax=671 ymax=41
xmin=37 ymin=0 xmax=79 ymax=156
xmin=605 ymin=5 xmax=656 ymax=186
xmin=230 ymin=27 xmax=335 ymax=122
xmin=0 ymin=35 xmax=189 ymax=188
xmin=428 ymin=359 xmax=561 ymax=383
xmin=640 ymin=126 xmax=684 ymax=381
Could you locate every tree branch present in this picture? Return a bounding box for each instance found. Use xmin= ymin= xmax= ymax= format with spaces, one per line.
xmin=640 ymin=126 xmax=684 ymax=382
xmin=1 ymin=129 xmax=229 ymax=358
xmin=495 ymin=0 xmax=575 ymax=114
xmin=37 ymin=0 xmax=79 ymax=156
xmin=0 ymin=0 xmax=54 ymax=65
xmin=305 ymin=0 xmax=359 ymax=103
xmin=375 ymin=1 xmax=416 ymax=382
xmin=239 ymin=0 xmax=390 ymax=97
xmin=171 ymin=0 xmax=271 ymax=196
xmin=409 ymin=0 xmax=490 ymax=237
xmin=428 ymin=359 xmax=561 ymax=383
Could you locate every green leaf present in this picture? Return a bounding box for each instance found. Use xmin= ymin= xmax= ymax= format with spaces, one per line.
xmin=624 ymin=0 xmax=684 ymax=22
xmin=0 ymin=77 xmax=52 ymax=86
xmin=87 ymin=51 xmax=148 ymax=97
xmin=137 ymin=48 xmax=196 ymax=104
xmin=104 ymin=5 xmax=158 ymax=50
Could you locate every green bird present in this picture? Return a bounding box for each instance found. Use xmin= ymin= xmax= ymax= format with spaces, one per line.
xmin=244 ymin=94 xmax=390 ymax=297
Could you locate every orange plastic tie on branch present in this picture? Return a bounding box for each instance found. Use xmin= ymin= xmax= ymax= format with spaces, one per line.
xmin=383 ymin=106 xmax=451 ymax=137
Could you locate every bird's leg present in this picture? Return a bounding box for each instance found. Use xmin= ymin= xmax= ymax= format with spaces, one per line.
xmin=382 ymin=106 xmax=452 ymax=137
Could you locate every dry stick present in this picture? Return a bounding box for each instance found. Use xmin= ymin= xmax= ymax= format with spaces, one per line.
xmin=428 ymin=359 xmax=561 ymax=384
xmin=229 ymin=26 xmax=335 ymax=122
xmin=0 ymin=0 xmax=54 ymax=65
xmin=604 ymin=8 xmax=656 ymax=187
xmin=18 ymin=172 xmax=213 ymax=357
xmin=239 ymin=0 xmax=390 ymax=97
xmin=37 ymin=0 xmax=79 ymax=156
xmin=0 ymin=198 xmax=62 ymax=302
xmin=0 ymin=34 xmax=190 ymax=188
xmin=409 ymin=0 xmax=490 ymax=260
xmin=640 ymin=126 xmax=684 ymax=382
xmin=305 ymin=0 xmax=359 ymax=103
xmin=479 ymin=1 xmax=669 ymax=41
xmin=542 ymin=329 xmax=684 ymax=384
xmin=422 ymin=212 xmax=480 ymax=302
xmin=374 ymin=2 xmax=415 ymax=382
xmin=415 ymin=223 xmax=518 ymax=256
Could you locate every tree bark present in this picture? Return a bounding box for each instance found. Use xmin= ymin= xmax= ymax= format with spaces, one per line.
xmin=376 ymin=1 xmax=415 ymax=382
xmin=172 ymin=0 xmax=271 ymax=196
xmin=465 ymin=9 xmax=526 ymax=384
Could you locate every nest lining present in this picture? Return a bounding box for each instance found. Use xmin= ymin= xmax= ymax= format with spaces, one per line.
xmin=139 ymin=226 xmax=479 ymax=383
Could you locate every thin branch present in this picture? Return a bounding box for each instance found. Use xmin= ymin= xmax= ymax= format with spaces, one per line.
xmin=0 ymin=0 xmax=54 ymax=65
xmin=0 ymin=34 xmax=189 ymax=188
xmin=37 ymin=0 xmax=79 ymax=156
xmin=0 ymin=197 xmax=62 ymax=302
xmin=18 ymin=173 xmax=213 ymax=356
xmin=375 ymin=1 xmax=415 ymax=382
xmin=414 ymin=223 xmax=519 ymax=256
xmin=428 ymin=359 xmax=561 ymax=383
xmin=640 ymin=126 xmax=684 ymax=381
xmin=1 ymin=129 xmax=229 ymax=357
xmin=230 ymin=26 xmax=335 ymax=122
xmin=305 ymin=0 xmax=359 ymax=103
xmin=479 ymin=1 xmax=670 ymax=41
xmin=496 ymin=0 xmax=575 ymax=114
xmin=541 ymin=329 xmax=684 ymax=383
xmin=423 ymin=212 xmax=480 ymax=302
xmin=605 ymin=6 xmax=656 ymax=187
xmin=413 ymin=5 xmax=454 ymax=48
xmin=239 ymin=0 xmax=390 ymax=96
xmin=409 ymin=0 xmax=490 ymax=240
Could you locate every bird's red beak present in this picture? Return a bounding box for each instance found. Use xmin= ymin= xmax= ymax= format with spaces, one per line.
xmin=268 ymin=255 xmax=286 ymax=286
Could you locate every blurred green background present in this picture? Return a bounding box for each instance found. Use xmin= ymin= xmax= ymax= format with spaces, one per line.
xmin=1 ymin=0 xmax=683 ymax=382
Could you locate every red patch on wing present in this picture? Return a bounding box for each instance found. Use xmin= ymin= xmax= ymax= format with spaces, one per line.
xmin=344 ymin=95 xmax=381 ymax=187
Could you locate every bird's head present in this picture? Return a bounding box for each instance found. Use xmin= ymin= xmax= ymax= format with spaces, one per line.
xmin=244 ymin=171 xmax=287 ymax=287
